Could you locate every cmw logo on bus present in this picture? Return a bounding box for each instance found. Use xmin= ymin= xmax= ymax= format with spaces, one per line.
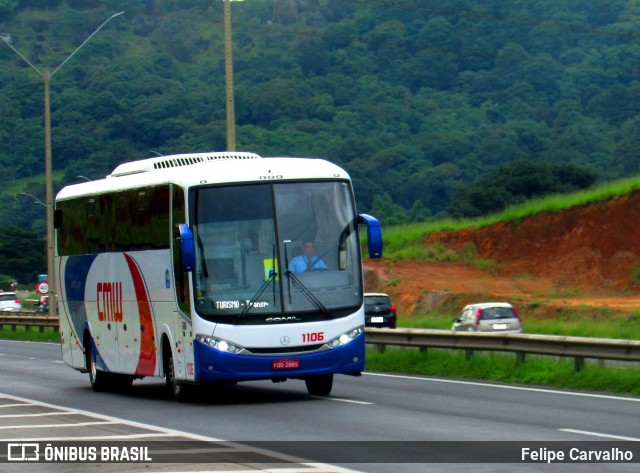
xmin=97 ymin=282 xmax=123 ymax=322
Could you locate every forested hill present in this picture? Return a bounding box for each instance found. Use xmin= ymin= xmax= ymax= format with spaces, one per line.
xmin=1 ymin=0 xmax=639 ymax=235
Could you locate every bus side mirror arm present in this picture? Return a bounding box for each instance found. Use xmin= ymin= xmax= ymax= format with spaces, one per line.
xmin=358 ymin=214 xmax=383 ymax=259
xmin=179 ymin=224 xmax=196 ymax=272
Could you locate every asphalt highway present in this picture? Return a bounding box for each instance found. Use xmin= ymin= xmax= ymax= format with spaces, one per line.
xmin=0 ymin=339 xmax=638 ymax=472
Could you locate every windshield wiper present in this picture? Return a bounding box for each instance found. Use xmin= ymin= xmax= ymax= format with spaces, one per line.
xmin=284 ymin=270 xmax=331 ymax=319
xmin=236 ymin=244 xmax=278 ymax=322
xmin=235 ymin=269 xmax=277 ymax=323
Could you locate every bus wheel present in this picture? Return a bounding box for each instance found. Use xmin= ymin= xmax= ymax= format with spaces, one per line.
xmin=85 ymin=341 xmax=109 ymax=392
xmin=165 ymin=352 xmax=188 ymax=401
xmin=305 ymin=374 xmax=333 ymax=396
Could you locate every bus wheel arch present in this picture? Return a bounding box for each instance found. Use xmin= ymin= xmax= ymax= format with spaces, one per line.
xmin=83 ymin=330 xmax=109 ymax=392
xmin=162 ymin=335 xmax=188 ymax=401
xmin=160 ymin=334 xmax=171 ymax=378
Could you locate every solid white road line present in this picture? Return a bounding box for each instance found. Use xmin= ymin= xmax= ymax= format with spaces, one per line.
xmin=0 ymin=421 xmax=117 ymax=430
xmin=365 ymin=372 xmax=640 ymax=403
xmin=0 ymin=411 xmax=77 ymax=418
xmin=558 ymin=429 xmax=640 ymax=441
xmin=313 ymin=396 xmax=373 ymax=405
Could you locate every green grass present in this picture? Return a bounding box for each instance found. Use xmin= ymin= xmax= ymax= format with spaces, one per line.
xmin=0 ymin=325 xmax=59 ymax=343
xmin=382 ymin=176 xmax=640 ymax=259
xmin=399 ymin=313 xmax=453 ymax=330
xmin=524 ymin=315 xmax=640 ymax=339
xmin=366 ymin=347 xmax=640 ymax=396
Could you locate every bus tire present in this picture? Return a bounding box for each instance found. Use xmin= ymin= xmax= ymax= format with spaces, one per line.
xmin=85 ymin=339 xmax=109 ymax=392
xmin=165 ymin=351 xmax=189 ymax=401
xmin=305 ymin=374 xmax=333 ymax=396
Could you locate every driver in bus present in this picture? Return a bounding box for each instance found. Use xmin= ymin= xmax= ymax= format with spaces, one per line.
xmin=289 ymin=240 xmax=328 ymax=273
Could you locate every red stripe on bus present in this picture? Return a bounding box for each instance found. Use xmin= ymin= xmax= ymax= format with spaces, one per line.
xmin=124 ymin=254 xmax=157 ymax=376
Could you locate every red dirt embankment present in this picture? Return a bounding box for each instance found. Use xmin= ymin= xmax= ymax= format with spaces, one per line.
xmin=364 ymin=192 xmax=640 ymax=315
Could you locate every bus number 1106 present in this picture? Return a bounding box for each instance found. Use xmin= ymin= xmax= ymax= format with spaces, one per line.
xmin=302 ymin=332 xmax=324 ymax=343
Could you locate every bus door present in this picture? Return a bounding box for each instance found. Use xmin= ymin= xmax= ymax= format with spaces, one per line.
xmin=171 ymin=315 xmax=194 ymax=381
xmin=93 ymin=254 xmax=142 ymax=376
xmin=117 ymin=251 xmax=161 ymax=378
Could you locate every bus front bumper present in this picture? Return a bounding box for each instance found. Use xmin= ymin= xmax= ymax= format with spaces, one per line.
xmin=193 ymin=334 xmax=365 ymax=382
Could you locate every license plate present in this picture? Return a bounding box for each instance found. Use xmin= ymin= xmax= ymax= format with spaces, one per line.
xmin=272 ymin=359 xmax=300 ymax=370
xmin=371 ymin=317 xmax=384 ymax=323
xmin=493 ymin=323 xmax=508 ymax=330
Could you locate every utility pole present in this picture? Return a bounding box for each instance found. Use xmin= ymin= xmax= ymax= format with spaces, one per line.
xmin=223 ymin=0 xmax=237 ymax=151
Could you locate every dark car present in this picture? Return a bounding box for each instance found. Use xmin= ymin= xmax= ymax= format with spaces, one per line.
xmin=364 ymin=293 xmax=397 ymax=328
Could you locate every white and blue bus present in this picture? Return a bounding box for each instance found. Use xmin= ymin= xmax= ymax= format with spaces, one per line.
xmin=55 ymin=152 xmax=382 ymax=399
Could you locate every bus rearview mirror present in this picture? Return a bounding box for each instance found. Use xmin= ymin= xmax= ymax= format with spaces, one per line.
xmin=358 ymin=214 xmax=383 ymax=259
xmin=179 ymin=224 xmax=196 ymax=272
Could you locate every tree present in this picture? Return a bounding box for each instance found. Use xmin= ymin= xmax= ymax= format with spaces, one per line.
xmin=611 ymin=116 xmax=640 ymax=176
xmin=0 ymin=0 xmax=637 ymax=228
xmin=447 ymin=160 xmax=597 ymax=218
xmin=0 ymin=0 xmax=18 ymax=17
xmin=0 ymin=227 xmax=46 ymax=285
xmin=293 ymin=37 xmax=329 ymax=76
xmin=370 ymin=193 xmax=409 ymax=226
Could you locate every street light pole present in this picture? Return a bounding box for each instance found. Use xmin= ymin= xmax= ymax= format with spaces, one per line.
xmin=20 ymin=192 xmax=46 ymax=207
xmin=1 ymin=11 xmax=124 ymax=318
xmin=43 ymin=66 xmax=54 ymax=318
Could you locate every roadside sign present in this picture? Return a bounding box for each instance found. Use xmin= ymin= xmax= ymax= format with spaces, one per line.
xmin=36 ymin=281 xmax=48 ymax=295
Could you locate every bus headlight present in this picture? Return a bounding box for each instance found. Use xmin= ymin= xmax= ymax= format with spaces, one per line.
xmin=196 ymin=334 xmax=243 ymax=354
xmin=326 ymin=326 xmax=363 ymax=349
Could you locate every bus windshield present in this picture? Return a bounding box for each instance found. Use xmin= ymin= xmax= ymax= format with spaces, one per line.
xmin=191 ymin=181 xmax=362 ymax=323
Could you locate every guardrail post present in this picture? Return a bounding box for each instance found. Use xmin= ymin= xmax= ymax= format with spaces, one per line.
xmin=376 ymin=344 xmax=386 ymax=354
xmin=516 ymin=352 xmax=526 ymax=364
xmin=464 ymin=349 xmax=474 ymax=361
xmin=574 ymin=356 xmax=585 ymax=372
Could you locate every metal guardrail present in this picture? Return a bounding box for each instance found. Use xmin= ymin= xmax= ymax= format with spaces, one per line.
xmin=0 ymin=312 xmax=59 ymax=331
xmin=365 ymin=328 xmax=640 ymax=371
xmin=1 ymin=316 xmax=638 ymax=371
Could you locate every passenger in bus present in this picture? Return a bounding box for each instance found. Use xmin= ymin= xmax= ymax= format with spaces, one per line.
xmin=289 ymin=240 xmax=328 ymax=272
